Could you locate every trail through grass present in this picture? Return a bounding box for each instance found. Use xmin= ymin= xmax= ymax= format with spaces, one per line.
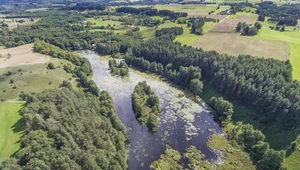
xmin=0 ymin=103 xmax=25 ymax=162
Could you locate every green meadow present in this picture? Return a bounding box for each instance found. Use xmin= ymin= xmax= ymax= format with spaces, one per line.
xmin=0 ymin=58 xmax=77 ymax=101
xmin=0 ymin=103 xmax=24 ymax=162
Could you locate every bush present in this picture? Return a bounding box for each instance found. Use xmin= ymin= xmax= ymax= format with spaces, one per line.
xmin=47 ymin=62 xmax=55 ymax=70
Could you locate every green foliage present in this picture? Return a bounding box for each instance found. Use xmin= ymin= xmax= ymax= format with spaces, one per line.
xmin=190 ymin=18 xmax=205 ymax=35
xmin=155 ymin=27 xmax=183 ymax=37
xmin=150 ymin=145 xmax=182 ymax=170
xmin=189 ymin=79 xmax=203 ymax=96
xmin=209 ymin=97 xmax=233 ymax=124
xmin=47 ymin=62 xmax=55 ymax=70
xmin=108 ymin=60 xmax=129 ymax=77
xmin=236 ymin=22 xmax=260 ymax=36
xmin=132 ymin=81 xmax=160 ymax=131
xmin=229 ymin=123 xmax=285 ymax=170
xmin=185 ymin=146 xmax=213 ymax=170
xmin=258 ymin=149 xmax=285 ymax=170
xmin=34 ymin=40 xmax=91 ymax=76
xmin=0 ymin=88 xmax=127 ymax=169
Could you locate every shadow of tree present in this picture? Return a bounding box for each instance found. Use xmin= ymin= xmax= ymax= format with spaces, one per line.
xmin=11 ymin=117 xmax=26 ymax=134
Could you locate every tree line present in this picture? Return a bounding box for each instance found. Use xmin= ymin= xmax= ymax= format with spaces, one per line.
xmin=115 ymin=7 xmax=188 ymax=19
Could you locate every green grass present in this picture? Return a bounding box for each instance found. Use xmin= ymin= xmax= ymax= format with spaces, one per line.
xmin=0 ymin=103 xmax=25 ymax=162
xmin=207 ymin=134 xmax=256 ymax=169
xmin=284 ymin=138 xmax=300 ymax=170
xmin=252 ymin=22 xmax=300 ymax=81
xmin=139 ymin=21 xmax=216 ymax=45
xmin=0 ymin=58 xmax=77 ymax=101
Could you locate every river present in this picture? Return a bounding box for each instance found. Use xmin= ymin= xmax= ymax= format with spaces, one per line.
xmin=83 ymin=52 xmax=222 ymax=170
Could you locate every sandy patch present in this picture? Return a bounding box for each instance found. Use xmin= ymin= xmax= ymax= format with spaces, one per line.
xmin=0 ymin=44 xmax=50 ymax=68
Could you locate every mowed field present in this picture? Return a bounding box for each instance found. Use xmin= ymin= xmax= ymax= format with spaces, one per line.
xmin=192 ymin=12 xmax=294 ymax=61
xmin=0 ymin=44 xmax=50 ymax=68
xmin=0 ymin=103 xmax=24 ymax=162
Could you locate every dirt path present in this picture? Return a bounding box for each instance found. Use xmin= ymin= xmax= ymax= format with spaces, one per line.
xmin=0 ymin=44 xmax=50 ymax=69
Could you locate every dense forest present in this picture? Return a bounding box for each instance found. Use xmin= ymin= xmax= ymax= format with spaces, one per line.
xmin=256 ymin=2 xmax=299 ymax=26
xmin=0 ymin=89 xmax=127 ymax=170
xmin=132 ymin=81 xmax=160 ymax=131
xmin=116 ymin=7 xmax=188 ymax=19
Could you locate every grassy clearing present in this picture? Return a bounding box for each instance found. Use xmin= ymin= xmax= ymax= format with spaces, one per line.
xmin=207 ymin=134 xmax=256 ymax=170
xmin=0 ymin=58 xmax=77 ymax=101
xmin=0 ymin=44 xmax=50 ymax=68
xmin=0 ymin=103 xmax=25 ymax=162
xmin=253 ymin=22 xmax=300 ymax=80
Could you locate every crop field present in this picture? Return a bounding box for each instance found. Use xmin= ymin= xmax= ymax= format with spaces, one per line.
xmin=0 ymin=44 xmax=50 ymax=69
xmin=0 ymin=103 xmax=24 ymax=162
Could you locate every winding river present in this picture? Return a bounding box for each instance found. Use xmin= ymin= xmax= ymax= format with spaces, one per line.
xmin=83 ymin=52 xmax=222 ymax=170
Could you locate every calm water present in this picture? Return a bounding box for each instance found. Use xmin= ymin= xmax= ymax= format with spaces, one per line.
xmin=83 ymin=52 xmax=222 ymax=170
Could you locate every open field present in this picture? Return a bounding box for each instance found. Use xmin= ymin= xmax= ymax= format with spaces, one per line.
xmin=0 ymin=58 xmax=78 ymax=101
xmin=0 ymin=44 xmax=50 ymax=69
xmin=0 ymin=18 xmax=39 ymax=29
xmin=0 ymin=103 xmax=24 ymax=162
xmin=139 ymin=21 xmax=216 ymax=45
xmin=192 ymin=32 xmax=289 ymax=60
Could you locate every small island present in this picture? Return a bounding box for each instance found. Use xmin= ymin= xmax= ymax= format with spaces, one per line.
xmin=108 ymin=59 xmax=129 ymax=77
xmin=132 ymin=81 xmax=160 ymax=131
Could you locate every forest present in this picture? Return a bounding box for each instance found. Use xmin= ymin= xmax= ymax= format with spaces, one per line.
xmin=0 ymin=89 xmax=128 ymax=170
xmin=256 ymin=2 xmax=299 ymax=26
xmin=132 ymin=81 xmax=160 ymax=131
xmin=116 ymin=7 xmax=188 ymax=19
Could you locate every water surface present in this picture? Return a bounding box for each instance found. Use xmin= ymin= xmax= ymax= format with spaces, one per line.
xmin=83 ymin=52 xmax=222 ymax=170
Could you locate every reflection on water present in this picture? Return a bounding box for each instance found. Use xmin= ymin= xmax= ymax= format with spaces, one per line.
xmin=83 ymin=52 xmax=222 ymax=170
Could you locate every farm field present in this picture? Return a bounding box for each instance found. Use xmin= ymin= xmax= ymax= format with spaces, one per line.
xmin=0 ymin=103 xmax=24 ymax=162
xmin=192 ymin=32 xmax=289 ymax=60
